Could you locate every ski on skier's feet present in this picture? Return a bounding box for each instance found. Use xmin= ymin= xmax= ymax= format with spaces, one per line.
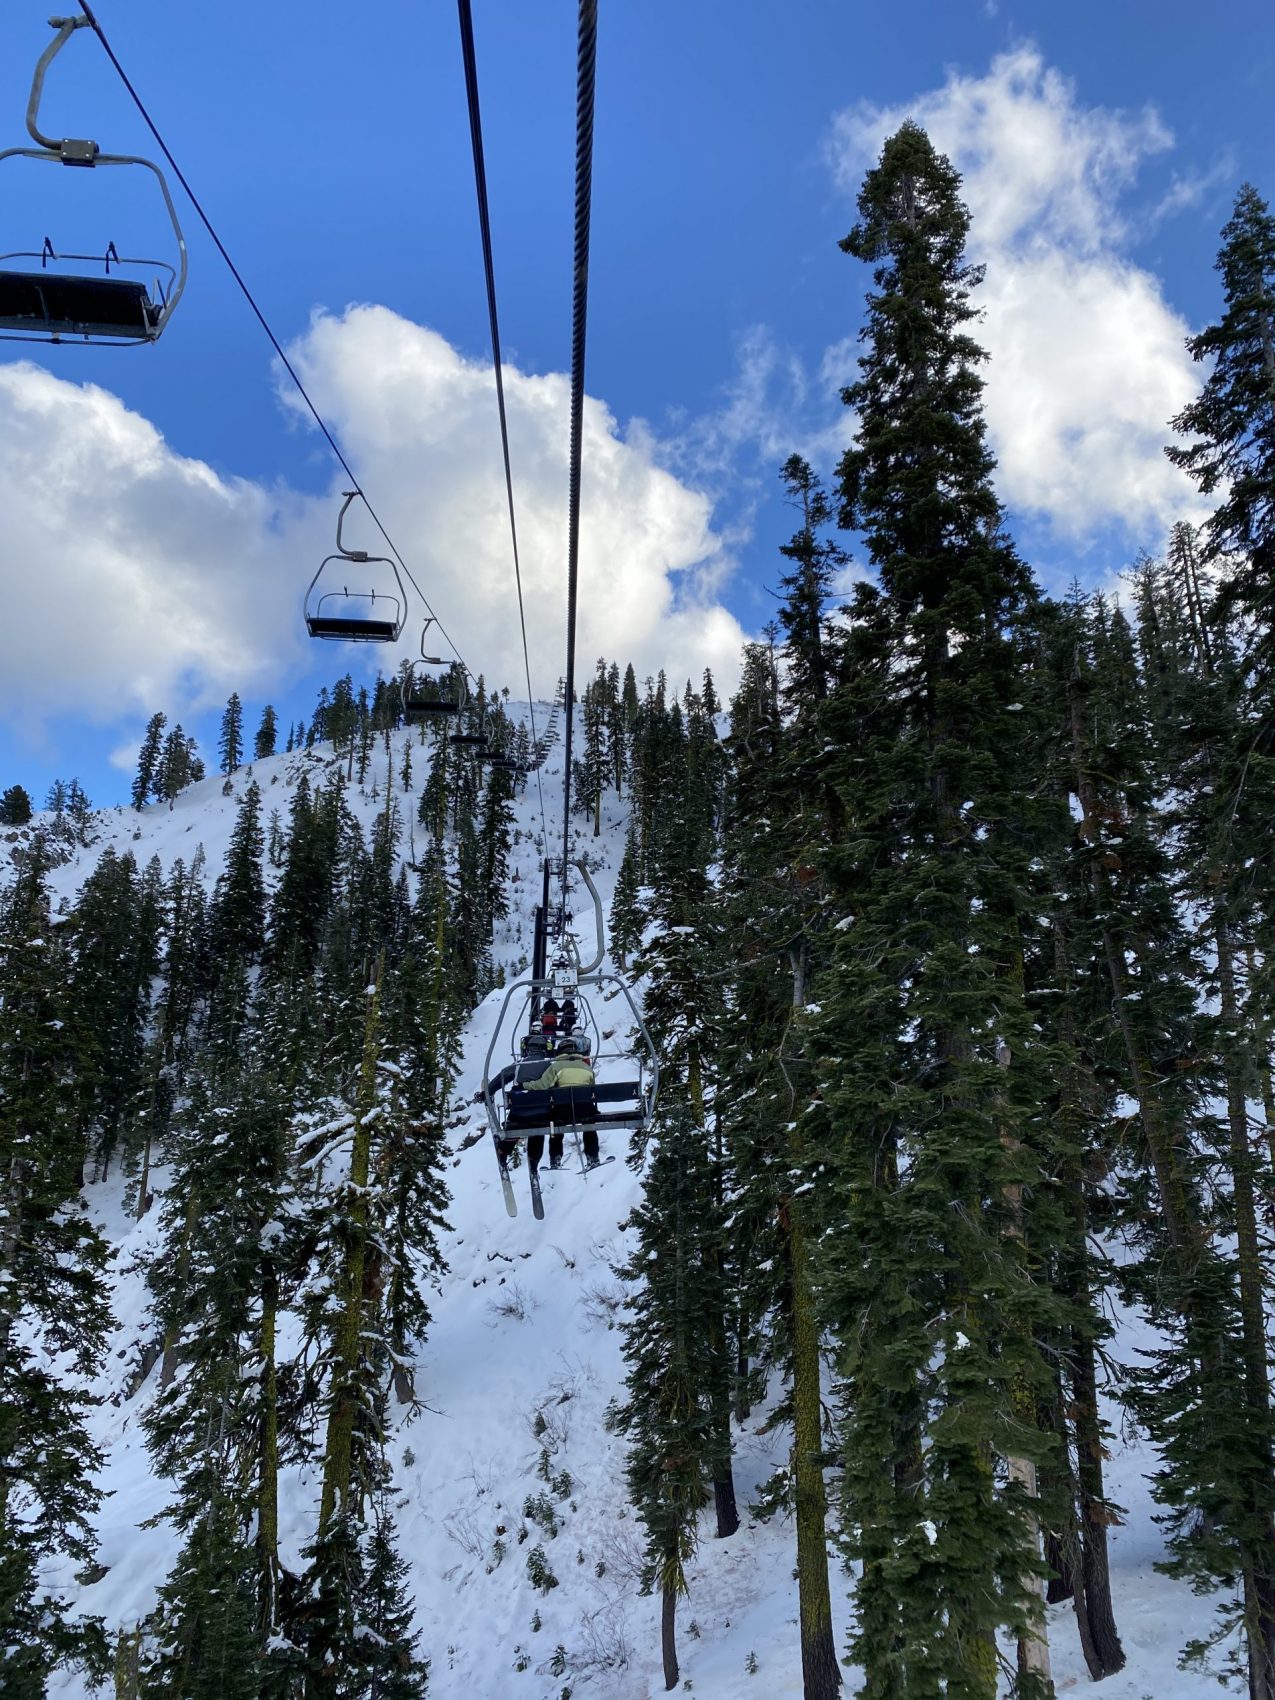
xmin=496 ymin=1148 xmax=518 ymax=1217
xmin=528 ymin=1164 xmax=545 ymax=1220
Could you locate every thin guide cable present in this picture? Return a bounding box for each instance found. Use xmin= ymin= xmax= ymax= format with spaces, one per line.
xmin=78 ymin=0 xmax=471 ymax=683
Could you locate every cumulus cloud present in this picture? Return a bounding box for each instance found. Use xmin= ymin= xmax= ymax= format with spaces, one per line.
xmin=287 ymin=307 xmax=746 ymax=695
xmin=828 ymin=45 xmax=1205 ymax=541
xmin=0 ymin=309 xmax=747 ymax=732
xmin=0 ymin=360 xmax=308 ymax=725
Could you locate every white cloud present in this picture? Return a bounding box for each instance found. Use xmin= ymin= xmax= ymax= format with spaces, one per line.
xmin=0 ymin=361 xmax=304 ymax=727
xmin=287 ymin=306 xmax=746 ymax=695
xmin=828 ymin=45 xmax=1205 ymax=542
xmin=0 ymin=309 xmax=747 ymax=733
xmin=662 ymin=323 xmax=808 ymax=485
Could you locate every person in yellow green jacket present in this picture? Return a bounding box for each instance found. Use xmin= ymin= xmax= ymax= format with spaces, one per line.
xmin=519 ymin=1038 xmax=600 ymax=1169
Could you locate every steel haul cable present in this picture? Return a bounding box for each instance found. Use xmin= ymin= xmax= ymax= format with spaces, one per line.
xmin=559 ymin=0 xmax=598 ymax=908
xmin=455 ymin=0 xmax=548 ymax=852
xmin=78 ymin=0 xmax=472 ymax=688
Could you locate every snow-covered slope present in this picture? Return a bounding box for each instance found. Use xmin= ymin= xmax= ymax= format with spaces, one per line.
xmin=16 ymin=713 xmax=1229 ymax=1699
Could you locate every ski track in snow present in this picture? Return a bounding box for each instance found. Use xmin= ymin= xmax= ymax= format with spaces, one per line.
xmin=12 ymin=712 xmax=1229 ymax=1697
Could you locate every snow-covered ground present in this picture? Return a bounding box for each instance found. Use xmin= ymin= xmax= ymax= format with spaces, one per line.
xmin=13 ymin=711 xmax=1230 ymax=1697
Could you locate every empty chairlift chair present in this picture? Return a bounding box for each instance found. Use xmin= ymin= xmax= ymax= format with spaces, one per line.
xmin=403 ymin=623 xmax=464 ymax=721
xmin=305 ymin=491 xmax=407 ymax=643
xmin=449 ymin=702 xmax=489 ymax=750
xmin=0 ymin=16 xmax=187 ymax=346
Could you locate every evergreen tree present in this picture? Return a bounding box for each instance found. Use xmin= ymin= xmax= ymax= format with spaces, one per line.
xmin=210 ymin=782 xmax=267 ymax=969
xmin=609 ymin=826 xmax=644 ymax=971
xmin=219 ymin=692 xmax=245 ymax=775
xmin=66 ymin=778 xmax=93 ymax=845
xmin=133 ymin=712 xmax=167 ymax=810
xmin=612 ymin=1108 xmax=720 ymax=1691
xmin=1168 ymin=183 xmax=1275 ymax=637
xmin=1076 ymin=557 xmax=1275 ymax=1692
xmin=0 ymin=854 xmax=111 ymax=1691
xmin=717 ymin=591 xmax=841 ymax=1700
xmin=816 ymin=121 xmax=1067 ymax=1696
xmin=157 ymin=725 xmax=199 ymax=805
xmin=144 ymin=966 xmax=295 ymax=1687
xmin=0 ymin=784 xmax=31 ymax=825
xmin=329 ymin=675 xmax=358 ymax=754
xmin=254 ymin=704 xmax=279 ymax=761
xmin=67 ymin=847 xmax=160 ymax=1177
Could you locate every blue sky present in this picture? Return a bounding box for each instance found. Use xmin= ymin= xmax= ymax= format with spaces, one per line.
xmin=1 ymin=0 xmax=1271 ymax=807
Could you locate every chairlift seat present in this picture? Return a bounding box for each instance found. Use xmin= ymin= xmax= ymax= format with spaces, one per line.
xmin=405 ymin=696 xmax=460 ymax=721
xmin=0 ymin=267 xmax=160 ymax=340
xmin=450 ymin=732 xmax=489 ymax=747
xmin=306 ymin=612 xmax=400 ymax=642
xmin=504 ymin=1081 xmax=647 ymax=1134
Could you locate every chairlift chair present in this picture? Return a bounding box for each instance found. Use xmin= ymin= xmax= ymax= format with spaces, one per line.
xmin=449 ymin=702 xmax=489 ymax=749
xmin=482 ymin=974 xmax=659 ymax=1146
xmin=404 ymin=622 xmax=464 ymax=721
xmin=0 ymin=16 xmax=187 ymax=345
xmin=305 ymin=491 xmax=407 ymax=642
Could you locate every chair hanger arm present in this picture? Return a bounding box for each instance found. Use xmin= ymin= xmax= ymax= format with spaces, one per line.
xmin=27 ymin=17 xmax=94 ymax=154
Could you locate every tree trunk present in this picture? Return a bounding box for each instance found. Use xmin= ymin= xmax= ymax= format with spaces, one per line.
xmin=1051 ymin=915 xmax=1125 ymax=1677
xmin=1070 ymin=1321 xmax=1125 ymax=1676
xmin=790 ymin=1191 xmax=840 ymax=1697
xmin=695 ymin=1070 xmax=738 ymax=1540
xmin=786 ymin=954 xmax=840 ymax=1695
xmin=734 ymin=1314 xmax=751 ymax=1424
xmin=1217 ymin=917 xmax=1275 ymax=1700
xmin=318 ymin=964 xmax=381 ymax=1533
xmin=159 ymin=1189 xmax=198 ymax=1390
xmin=661 ymin=1578 xmax=679 ymax=1691
xmin=258 ymin=1257 xmax=280 ymax=1640
xmin=1243 ymin=942 xmax=1275 ymax=1186
xmin=997 ymin=1044 xmax=1053 ymax=1692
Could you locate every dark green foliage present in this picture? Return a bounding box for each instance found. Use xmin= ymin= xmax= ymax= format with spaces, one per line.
xmin=816 ymin=120 xmax=1067 ymax=1697
xmin=613 ymin=1108 xmax=720 ymax=1613
xmin=0 ymin=854 xmax=111 ymax=1689
xmin=141 ymin=1487 xmax=261 ymax=1699
xmin=297 ymin=1501 xmax=428 ymax=1699
xmin=218 ymin=692 xmax=244 ymax=776
xmin=1168 ymin=184 xmax=1275 ymax=630
xmin=66 ymin=846 xmax=162 ymax=1175
xmin=609 ymin=826 xmax=643 ymax=969
xmin=0 ymin=784 xmax=31 ymax=825
xmin=133 ymin=711 xmax=166 ymax=810
xmin=254 ymin=703 xmax=279 ymax=761
xmin=210 ymin=781 xmax=266 ymax=968
xmin=156 ymin=725 xmax=203 ymax=804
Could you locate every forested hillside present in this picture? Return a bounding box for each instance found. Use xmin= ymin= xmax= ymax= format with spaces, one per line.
xmin=5 ymin=123 xmax=1275 ymax=1700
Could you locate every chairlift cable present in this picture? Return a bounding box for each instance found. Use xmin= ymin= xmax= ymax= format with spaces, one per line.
xmin=455 ymin=0 xmax=548 ymax=847
xmin=559 ymin=0 xmax=597 ymax=909
xmin=77 ymin=1 xmax=473 ymax=687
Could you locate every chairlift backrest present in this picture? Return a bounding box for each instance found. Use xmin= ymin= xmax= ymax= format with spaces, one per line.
xmin=0 ymin=17 xmax=188 ymax=346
